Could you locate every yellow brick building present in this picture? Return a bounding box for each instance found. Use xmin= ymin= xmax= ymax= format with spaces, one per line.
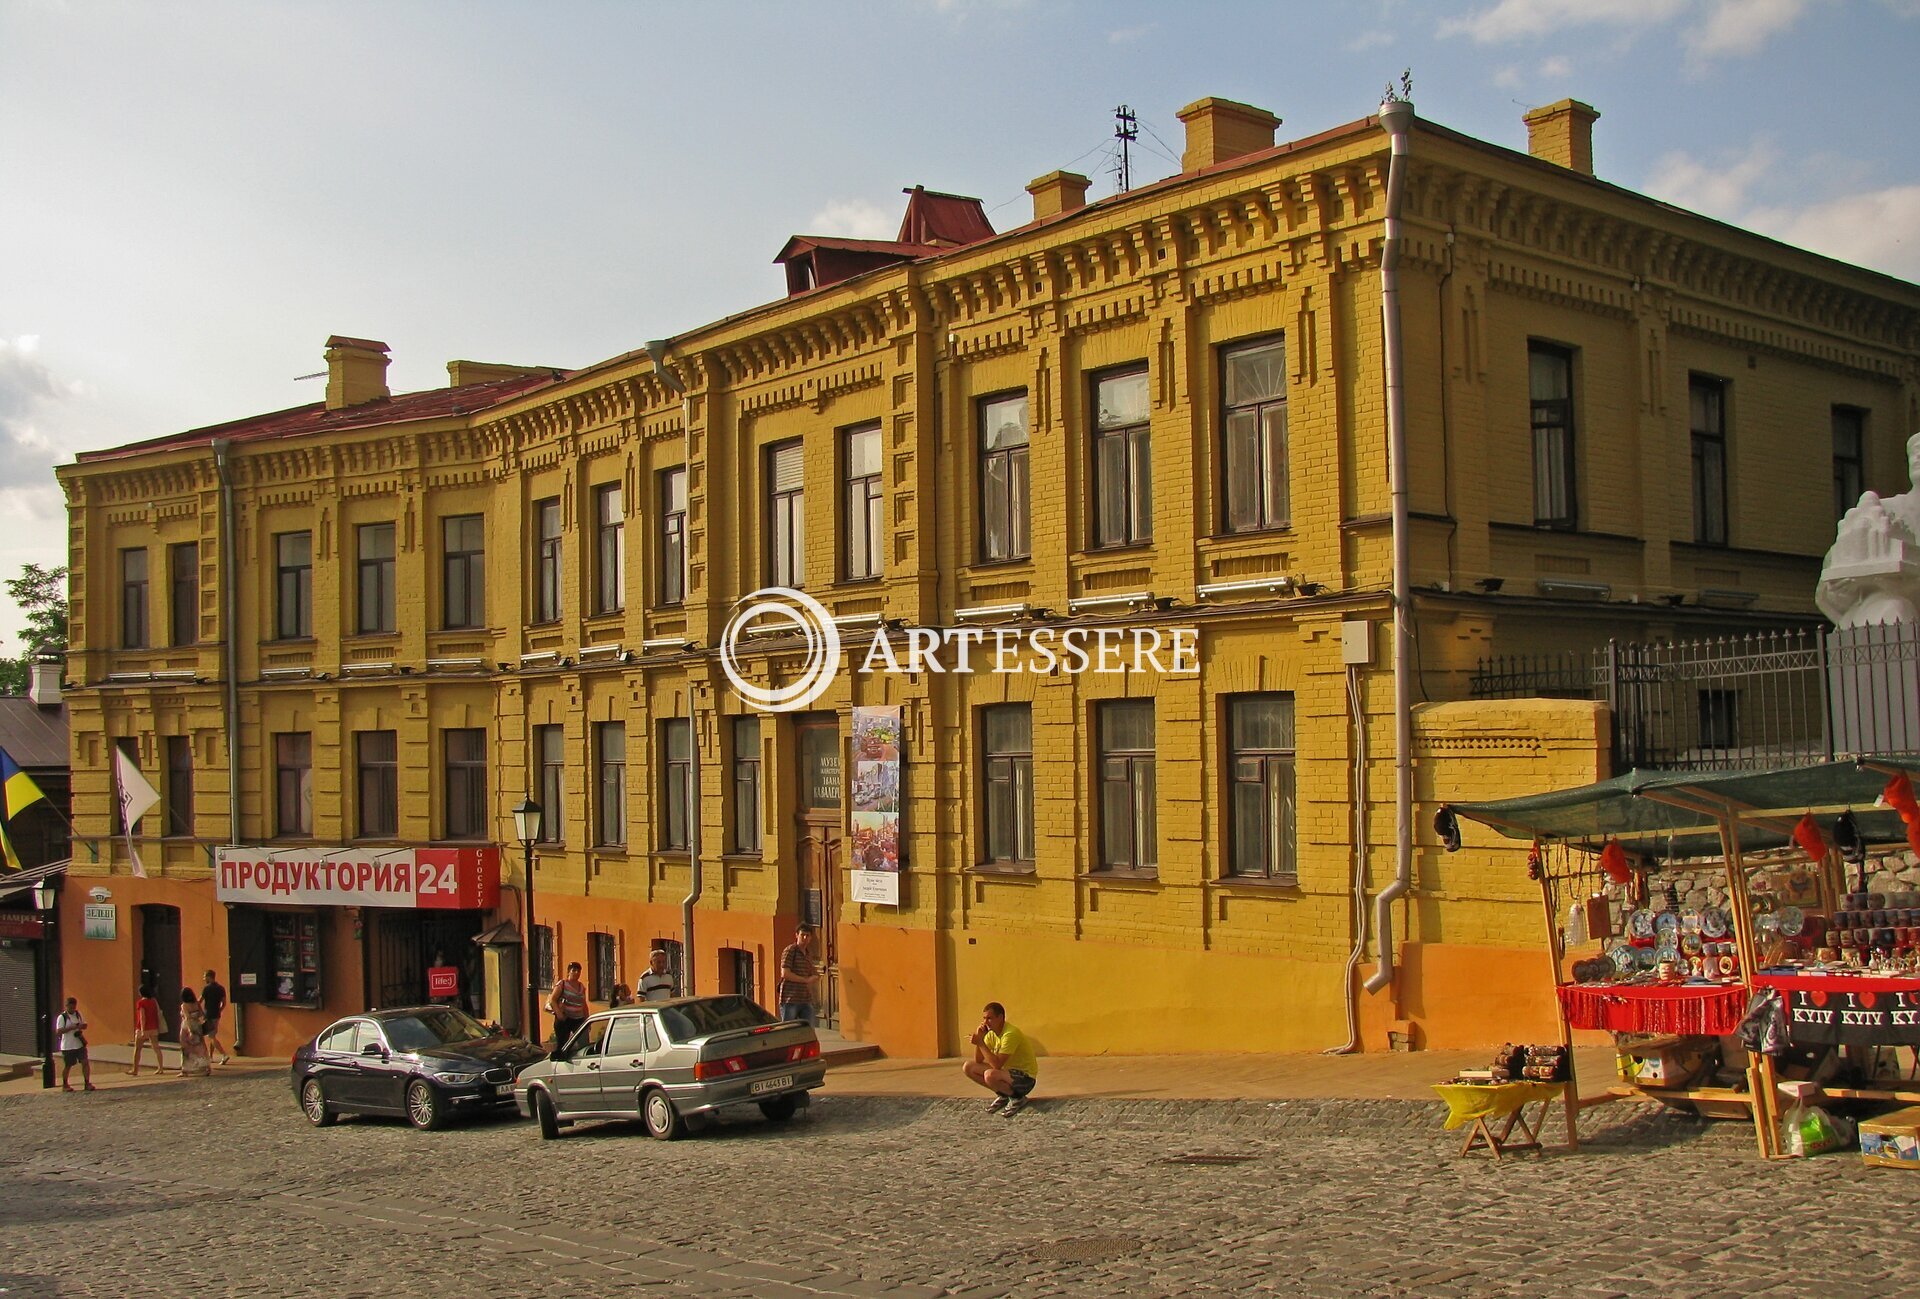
xmin=53 ymin=96 xmax=1920 ymax=1060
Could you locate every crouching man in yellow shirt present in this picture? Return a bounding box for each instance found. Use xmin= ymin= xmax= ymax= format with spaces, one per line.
xmin=963 ymin=1001 xmax=1038 ymax=1116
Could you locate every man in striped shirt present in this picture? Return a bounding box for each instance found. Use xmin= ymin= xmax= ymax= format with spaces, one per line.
xmin=777 ymin=926 xmax=820 ymax=1026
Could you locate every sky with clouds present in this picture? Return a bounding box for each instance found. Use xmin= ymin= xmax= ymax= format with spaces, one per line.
xmin=3 ymin=0 xmax=1917 ymax=649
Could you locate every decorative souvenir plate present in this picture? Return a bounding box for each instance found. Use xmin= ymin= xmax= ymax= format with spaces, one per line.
xmin=1656 ymin=911 xmax=1680 ymax=935
xmin=1628 ymin=909 xmax=1657 ymax=940
xmin=1681 ymin=908 xmax=1703 ymax=932
xmin=1656 ymin=935 xmax=1681 ymax=962
xmin=1681 ymin=931 xmax=1704 ymax=956
xmin=1776 ymin=905 xmax=1806 ymax=937
xmin=1701 ymin=907 xmax=1730 ymax=938
xmin=1610 ymin=944 xmax=1637 ymax=973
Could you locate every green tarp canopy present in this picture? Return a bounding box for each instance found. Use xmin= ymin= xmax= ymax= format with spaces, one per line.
xmin=1447 ymin=757 xmax=1920 ymax=861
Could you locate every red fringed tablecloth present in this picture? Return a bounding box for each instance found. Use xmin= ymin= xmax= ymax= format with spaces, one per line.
xmin=1558 ymin=983 xmax=1749 ymax=1035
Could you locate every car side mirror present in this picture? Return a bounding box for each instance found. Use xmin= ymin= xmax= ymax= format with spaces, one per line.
xmin=360 ymin=1043 xmax=385 ymax=1059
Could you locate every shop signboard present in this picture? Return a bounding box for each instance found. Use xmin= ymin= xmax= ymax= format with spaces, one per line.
xmin=426 ymin=965 xmax=460 ymax=998
xmin=1758 ymin=974 xmax=1920 ymax=1047
xmin=215 ymin=846 xmax=502 ymax=910
xmin=0 ymin=912 xmax=46 ymax=940
xmin=82 ymin=903 xmax=116 ymax=940
xmin=849 ymin=706 xmax=902 ymax=908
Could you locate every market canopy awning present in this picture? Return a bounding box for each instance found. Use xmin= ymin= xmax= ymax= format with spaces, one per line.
xmin=1447 ymin=757 xmax=1920 ymax=860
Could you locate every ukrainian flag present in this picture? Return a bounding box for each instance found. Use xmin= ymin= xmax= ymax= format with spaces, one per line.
xmin=0 ymin=747 xmax=46 ymax=870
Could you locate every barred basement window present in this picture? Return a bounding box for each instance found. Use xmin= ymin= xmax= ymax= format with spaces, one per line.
xmin=588 ymin=931 xmax=616 ymax=1003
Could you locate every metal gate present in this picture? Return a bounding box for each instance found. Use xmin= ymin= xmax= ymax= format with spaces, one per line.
xmin=0 ymin=945 xmax=37 ymax=1056
xmin=372 ymin=912 xmax=484 ymax=1011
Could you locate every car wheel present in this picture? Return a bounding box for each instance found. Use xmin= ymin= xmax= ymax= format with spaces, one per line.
xmin=405 ymin=1079 xmax=446 ymax=1131
xmin=758 ymin=1095 xmax=800 ymax=1123
xmin=300 ymin=1078 xmax=338 ymax=1127
xmin=532 ymin=1089 xmax=562 ymax=1141
xmin=640 ymin=1088 xmax=682 ymax=1141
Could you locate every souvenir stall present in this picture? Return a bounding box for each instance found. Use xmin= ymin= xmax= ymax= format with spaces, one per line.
xmin=1444 ymin=758 xmax=1920 ymax=1161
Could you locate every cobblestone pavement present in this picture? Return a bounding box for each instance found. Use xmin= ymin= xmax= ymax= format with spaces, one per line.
xmin=1 ymin=1072 xmax=1914 ymax=1298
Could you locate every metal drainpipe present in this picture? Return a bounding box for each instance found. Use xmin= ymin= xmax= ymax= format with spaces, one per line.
xmin=1364 ymin=95 xmax=1415 ymax=997
xmin=1326 ymin=662 xmax=1370 ymax=1053
xmin=647 ymin=340 xmax=702 ymax=995
xmin=213 ymin=438 xmax=244 ymax=1050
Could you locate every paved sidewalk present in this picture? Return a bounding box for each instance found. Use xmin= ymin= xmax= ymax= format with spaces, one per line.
xmin=823 ymin=1044 xmax=1619 ymax=1102
xmin=0 ymin=1040 xmax=280 ymax=1097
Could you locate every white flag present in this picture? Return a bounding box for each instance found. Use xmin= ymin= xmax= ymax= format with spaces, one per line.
xmin=114 ymin=747 xmax=161 ymax=879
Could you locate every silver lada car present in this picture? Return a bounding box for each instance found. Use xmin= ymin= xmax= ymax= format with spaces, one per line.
xmin=514 ymin=994 xmax=825 ymax=1140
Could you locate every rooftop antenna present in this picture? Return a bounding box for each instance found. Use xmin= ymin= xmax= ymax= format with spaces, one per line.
xmin=292 ymin=371 xmax=325 ymax=382
xmin=1113 ymin=104 xmax=1138 ymax=192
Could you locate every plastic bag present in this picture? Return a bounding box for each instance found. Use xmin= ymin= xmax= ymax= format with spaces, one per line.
xmin=1783 ymin=1101 xmax=1846 ymax=1157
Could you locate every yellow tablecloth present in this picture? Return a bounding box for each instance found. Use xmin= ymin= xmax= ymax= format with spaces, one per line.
xmin=1432 ymin=1081 xmax=1567 ymax=1130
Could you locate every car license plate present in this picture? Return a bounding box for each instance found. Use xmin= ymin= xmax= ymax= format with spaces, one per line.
xmin=750 ymin=1074 xmax=793 ymax=1095
xmin=495 ymin=1083 xmax=514 ymax=1096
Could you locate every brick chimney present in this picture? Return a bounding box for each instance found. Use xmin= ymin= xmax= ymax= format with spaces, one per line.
xmin=1522 ymin=99 xmax=1600 ymax=176
xmin=1175 ymin=96 xmax=1281 ymax=172
xmin=1026 ymin=170 xmax=1091 ymax=221
xmin=325 ymin=336 xmax=391 ymax=409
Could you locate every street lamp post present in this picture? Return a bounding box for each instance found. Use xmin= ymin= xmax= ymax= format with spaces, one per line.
xmin=32 ymin=879 xmax=56 ymax=1090
xmin=512 ymin=797 xmax=542 ymax=1045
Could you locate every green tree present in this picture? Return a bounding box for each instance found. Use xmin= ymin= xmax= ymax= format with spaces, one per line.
xmin=0 ymin=563 xmax=69 ymax=695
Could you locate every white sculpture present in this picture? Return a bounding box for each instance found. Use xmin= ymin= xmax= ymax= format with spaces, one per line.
xmin=1817 ymin=431 xmax=1920 ymax=629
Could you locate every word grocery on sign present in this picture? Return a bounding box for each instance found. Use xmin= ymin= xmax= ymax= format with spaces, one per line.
xmin=215 ymin=846 xmax=502 ymax=910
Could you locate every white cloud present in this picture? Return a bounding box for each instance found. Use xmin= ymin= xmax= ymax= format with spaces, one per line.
xmin=1689 ymin=0 xmax=1817 ymax=57
xmin=0 ymin=336 xmax=85 ymax=493
xmin=1345 ymin=29 xmax=1395 ymax=51
xmin=1644 ymin=144 xmax=1920 ymax=280
xmin=1439 ymin=0 xmax=1687 ymax=43
xmin=807 ymin=199 xmax=897 ymax=241
xmin=1440 ymin=0 xmax=1818 ymax=58
xmin=1539 ymin=54 xmax=1573 ymax=77
xmin=1493 ymin=64 xmax=1524 ymax=88
xmin=1747 ymin=186 xmax=1920 ymax=280
xmin=1643 ymin=140 xmax=1778 ymax=216
xmin=1108 ymin=22 xmax=1156 ymax=43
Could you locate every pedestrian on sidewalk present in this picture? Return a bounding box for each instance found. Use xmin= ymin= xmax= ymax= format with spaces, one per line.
xmin=963 ymin=1001 xmax=1038 ymax=1116
xmin=200 ymin=969 xmax=231 ymax=1066
xmin=130 ymin=980 xmax=170 ymax=1076
xmin=637 ymin=948 xmax=678 ymax=1002
xmin=777 ymin=926 xmax=820 ymax=1027
xmin=177 ymin=988 xmax=210 ymax=1078
xmin=546 ymin=961 xmax=589 ymax=1048
xmin=54 ymin=997 xmax=96 ymax=1092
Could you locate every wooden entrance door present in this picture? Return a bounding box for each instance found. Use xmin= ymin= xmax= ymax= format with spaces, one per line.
xmin=794 ymin=715 xmax=843 ymax=1028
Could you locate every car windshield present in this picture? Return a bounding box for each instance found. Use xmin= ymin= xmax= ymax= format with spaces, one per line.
xmin=382 ymin=1008 xmax=492 ymax=1052
xmin=658 ymin=996 xmax=776 ymax=1042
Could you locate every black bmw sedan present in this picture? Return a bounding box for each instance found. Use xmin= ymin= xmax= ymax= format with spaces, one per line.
xmin=291 ymin=1006 xmax=546 ymax=1130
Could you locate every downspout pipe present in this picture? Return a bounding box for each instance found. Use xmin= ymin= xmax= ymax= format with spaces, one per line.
xmin=213 ymin=437 xmax=244 ymax=1051
xmin=646 ymin=340 xmax=702 ymax=994
xmin=1365 ymin=96 xmax=1415 ymax=996
xmin=212 ymin=439 xmax=242 ymax=844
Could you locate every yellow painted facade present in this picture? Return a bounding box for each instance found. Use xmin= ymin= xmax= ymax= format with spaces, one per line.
xmin=54 ymin=96 xmax=1920 ymax=1060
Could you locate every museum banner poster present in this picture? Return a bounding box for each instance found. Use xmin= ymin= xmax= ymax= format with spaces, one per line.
xmin=849 ymin=706 xmax=902 ymax=906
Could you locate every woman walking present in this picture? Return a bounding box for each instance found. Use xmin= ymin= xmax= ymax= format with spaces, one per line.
xmin=129 ymin=981 xmax=170 ymax=1075
xmin=177 ymin=988 xmax=210 ymax=1078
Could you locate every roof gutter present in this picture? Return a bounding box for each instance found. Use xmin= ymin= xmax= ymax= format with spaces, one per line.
xmin=1365 ymin=96 xmax=1416 ymax=997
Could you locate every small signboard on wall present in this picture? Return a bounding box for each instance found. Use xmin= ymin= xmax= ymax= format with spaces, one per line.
xmin=427 ymin=966 xmax=460 ymax=998
xmin=82 ymin=904 xmax=116 ymax=941
xmin=849 ymin=869 xmax=900 ymax=906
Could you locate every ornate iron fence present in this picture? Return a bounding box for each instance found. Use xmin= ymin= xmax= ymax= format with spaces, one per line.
xmin=1471 ymin=624 xmax=1920 ymax=772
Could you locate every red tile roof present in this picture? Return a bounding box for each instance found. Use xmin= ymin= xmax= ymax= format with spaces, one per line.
xmin=74 ymin=371 xmax=561 ymax=464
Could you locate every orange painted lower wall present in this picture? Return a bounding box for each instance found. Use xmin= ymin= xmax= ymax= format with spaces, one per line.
xmin=836 ymin=922 xmax=940 ymax=1056
xmin=53 ymin=874 xmax=362 ymax=1061
xmin=1381 ymin=941 xmax=1566 ymax=1050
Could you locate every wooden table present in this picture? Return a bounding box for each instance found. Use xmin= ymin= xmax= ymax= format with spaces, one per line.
xmin=1433 ymin=1081 xmax=1571 ymax=1159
